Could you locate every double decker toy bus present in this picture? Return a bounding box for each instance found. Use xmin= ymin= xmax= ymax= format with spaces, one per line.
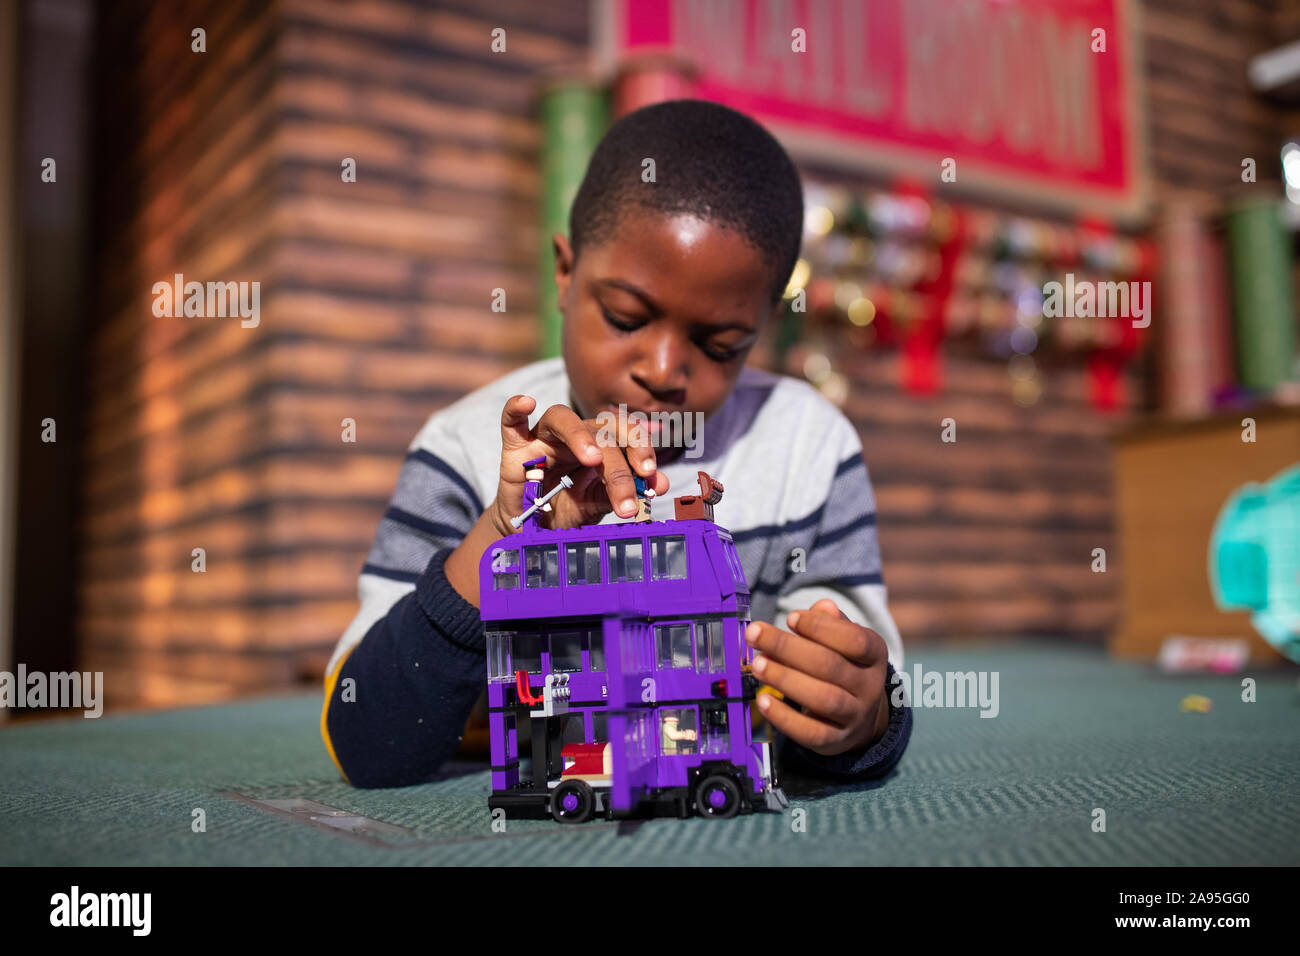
xmin=479 ymin=462 xmax=787 ymax=823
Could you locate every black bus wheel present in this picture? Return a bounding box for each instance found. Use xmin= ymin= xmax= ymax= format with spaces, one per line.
xmin=695 ymin=774 xmax=741 ymax=819
xmin=551 ymin=780 xmax=594 ymax=824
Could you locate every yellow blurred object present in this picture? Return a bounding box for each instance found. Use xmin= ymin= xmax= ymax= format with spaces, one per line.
xmin=847 ymin=297 xmax=876 ymax=326
xmin=750 ymin=683 xmax=783 ymax=729
xmin=784 ymin=258 xmax=811 ymax=297
xmin=1179 ymin=694 xmax=1213 ymax=713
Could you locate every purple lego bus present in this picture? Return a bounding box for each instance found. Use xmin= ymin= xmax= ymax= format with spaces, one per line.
xmin=479 ymin=462 xmax=788 ymax=823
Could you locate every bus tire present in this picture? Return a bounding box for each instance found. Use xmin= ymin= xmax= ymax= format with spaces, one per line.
xmin=551 ymin=780 xmax=594 ymax=824
xmin=695 ymin=774 xmax=741 ymax=819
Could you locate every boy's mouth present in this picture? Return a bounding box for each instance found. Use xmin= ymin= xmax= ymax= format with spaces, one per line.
xmin=571 ymin=390 xmax=683 ymax=433
xmin=602 ymin=405 xmax=675 ymax=432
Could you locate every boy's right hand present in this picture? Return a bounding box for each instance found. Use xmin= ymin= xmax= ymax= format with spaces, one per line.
xmin=487 ymin=395 xmax=671 ymax=537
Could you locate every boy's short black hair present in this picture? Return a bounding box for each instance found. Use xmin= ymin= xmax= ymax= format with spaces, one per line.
xmin=568 ymin=99 xmax=804 ymax=305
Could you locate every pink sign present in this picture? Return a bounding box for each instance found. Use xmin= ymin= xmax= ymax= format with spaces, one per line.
xmin=598 ymin=0 xmax=1148 ymax=219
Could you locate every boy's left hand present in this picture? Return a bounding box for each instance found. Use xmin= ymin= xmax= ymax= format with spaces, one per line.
xmin=745 ymin=599 xmax=891 ymax=756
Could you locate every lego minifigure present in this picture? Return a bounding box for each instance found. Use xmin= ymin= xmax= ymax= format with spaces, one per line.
xmin=633 ymin=473 xmax=656 ymax=522
xmin=522 ymin=455 xmax=551 ymax=519
xmin=622 ymin=447 xmax=656 ymax=522
xmin=660 ymin=713 xmax=697 ymax=756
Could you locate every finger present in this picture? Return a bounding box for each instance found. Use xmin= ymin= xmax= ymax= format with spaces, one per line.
xmin=499 ymin=397 xmax=587 ymax=480
xmin=498 ymin=396 xmax=550 ymax=503
xmin=533 ymin=404 xmax=604 ymax=470
xmin=743 ymin=620 xmax=851 ymax=687
xmin=499 ymin=395 xmax=537 ymax=454
xmin=592 ymin=413 xmax=659 ymax=486
xmin=784 ymin=609 xmax=884 ymax=667
xmin=597 ymin=442 xmax=640 ymax=518
xmin=810 ymin=598 xmax=848 ymax=620
xmin=621 ymin=414 xmax=658 ymax=483
xmin=750 ymin=652 xmax=858 ymax=726
xmin=756 ymin=692 xmax=849 ymax=753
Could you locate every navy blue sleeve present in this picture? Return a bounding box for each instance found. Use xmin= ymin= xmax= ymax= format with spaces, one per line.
xmin=776 ymin=662 xmax=913 ymax=780
xmin=324 ymin=548 xmax=486 ymax=788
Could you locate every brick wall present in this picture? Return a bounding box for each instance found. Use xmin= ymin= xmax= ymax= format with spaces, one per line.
xmin=79 ymin=0 xmax=1298 ymax=708
xmin=82 ymin=0 xmax=586 ymax=706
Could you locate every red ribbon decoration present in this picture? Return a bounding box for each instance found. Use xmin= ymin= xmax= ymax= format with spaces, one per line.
xmin=900 ymin=186 xmax=967 ymax=396
xmin=1074 ymin=216 xmax=1155 ymax=413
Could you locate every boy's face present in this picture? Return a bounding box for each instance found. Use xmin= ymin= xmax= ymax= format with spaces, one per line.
xmin=554 ymin=211 xmax=781 ymax=463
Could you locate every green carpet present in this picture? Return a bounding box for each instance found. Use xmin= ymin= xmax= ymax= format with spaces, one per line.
xmin=2 ymin=642 xmax=1297 ymax=865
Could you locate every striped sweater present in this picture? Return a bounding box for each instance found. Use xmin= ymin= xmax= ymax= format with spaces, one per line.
xmin=322 ymin=357 xmax=913 ymax=787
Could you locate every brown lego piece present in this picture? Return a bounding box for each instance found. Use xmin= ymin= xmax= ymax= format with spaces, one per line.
xmin=673 ymin=471 xmax=725 ymax=522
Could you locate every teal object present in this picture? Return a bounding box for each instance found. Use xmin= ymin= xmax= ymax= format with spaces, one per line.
xmin=1210 ymin=464 xmax=1300 ymax=661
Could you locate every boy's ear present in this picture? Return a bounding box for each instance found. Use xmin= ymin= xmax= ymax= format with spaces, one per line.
xmin=552 ymin=233 xmax=575 ymax=303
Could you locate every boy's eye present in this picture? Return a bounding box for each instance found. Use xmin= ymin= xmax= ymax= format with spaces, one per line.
xmin=602 ymin=304 xmax=747 ymax=362
xmin=699 ymin=333 xmax=753 ymax=363
xmin=600 ymin=306 xmax=642 ymax=333
xmin=700 ymin=341 xmax=745 ymax=363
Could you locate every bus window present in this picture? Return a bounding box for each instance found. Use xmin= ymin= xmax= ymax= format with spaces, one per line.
xmin=524 ymin=545 xmax=559 ymax=588
xmin=491 ymin=546 xmax=519 ymax=591
xmin=609 ymin=538 xmax=644 ymax=582
xmin=659 ymin=708 xmax=698 ymax=756
xmin=560 ymin=713 xmax=586 ymax=745
xmin=504 ymin=712 xmax=517 ymax=761
xmin=650 ymin=535 xmax=687 ymax=580
xmin=549 ymin=631 xmax=582 ymax=672
xmin=718 ymin=539 xmax=736 ymax=579
xmin=566 ymin=541 xmax=602 ymax=586
xmin=695 ymin=619 xmax=724 ymax=673
xmin=702 ymin=704 xmax=729 ymax=754
xmin=655 ymin=623 xmax=693 ymax=669
xmin=725 ymin=540 xmax=745 ymax=583
xmin=585 ymin=629 xmax=605 ymax=672
xmin=513 ymin=632 xmax=541 ymax=674
xmin=485 ymin=629 xmax=512 ymax=682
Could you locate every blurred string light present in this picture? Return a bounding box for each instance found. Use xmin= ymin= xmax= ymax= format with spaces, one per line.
xmin=802 ymin=349 xmax=832 ymax=382
xmin=1008 ymin=354 xmax=1041 ymax=407
xmin=833 ymin=281 xmax=862 ymax=310
xmin=785 ymin=323 xmax=853 ymax=406
xmin=819 ymin=371 xmax=849 ymax=405
xmin=783 ymin=179 xmax=1147 ymax=409
xmin=1008 ymin=355 xmax=1037 ymax=380
xmin=1011 ymin=280 xmax=1043 ymax=359
xmin=1009 ymin=325 xmax=1038 ymax=355
xmin=805 ymin=204 xmax=834 ymax=236
xmin=1015 ymin=285 xmax=1044 ymax=323
xmin=1011 ymin=374 xmax=1042 ymax=407
xmin=797 ymin=340 xmax=851 ymax=407
xmin=1283 ymin=141 xmax=1300 ymax=205
xmin=850 ymin=236 xmax=873 ymax=267
xmin=847 ymin=296 xmax=876 ymax=326
xmin=784 ymin=258 xmax=811 ymax=298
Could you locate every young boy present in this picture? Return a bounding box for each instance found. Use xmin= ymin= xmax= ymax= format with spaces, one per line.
xmin=322 ymin=99 xmax=913 ymax=789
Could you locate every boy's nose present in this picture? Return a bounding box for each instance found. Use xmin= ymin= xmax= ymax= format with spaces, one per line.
xmin=631 ymin=370 xmax=687 ymax=405
xmin=633 ymin=336 xmax=690 ymax=399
